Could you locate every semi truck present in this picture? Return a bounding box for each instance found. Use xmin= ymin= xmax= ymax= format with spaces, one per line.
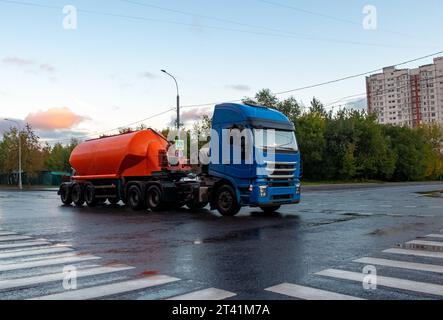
xmin=58 ymin=102 xmax=301 ymax=216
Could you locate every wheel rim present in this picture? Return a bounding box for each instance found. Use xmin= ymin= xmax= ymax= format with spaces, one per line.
xmin=61 ymin=187 xmax=68 ymax=201
xmin=219 ymin=191 xmax=233 ymax=211
xmin=86 ymin=187 xmax=93 ymax=202
xmin=130 ymin=189 xmax=139 ymax=206
xmin=148 ymin=189 xmax=160 ymax=207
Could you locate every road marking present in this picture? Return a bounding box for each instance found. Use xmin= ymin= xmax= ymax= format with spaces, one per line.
xmin=404 ymin=206 xmax=417 ymax=208
xmin=1 ymin=252 xmax=82 ymax=264
xmin=168 ymin=288 xmax=236 ymax=300
xmin=355 ymin=257 xmax=443 ymax=274
xmin=426 ymin=234 xmax=443 ymax=239
xmin=0 ymin=241 xmax=50 ymax=250
xmin=0 ymin=236 xmax=32 ymax=242
xmin=317 ymin=269 xmax=443 ymax=297
xmin=265 ymin=283 xmax=363 ymax=300
xmin=0 ymin=246 xmax=73 ymax=259
xmin=383 ymin=248 xmax=443 ymax=259
xmin=0 ymin=265 xmax=134 ymax=291
xmin=0 ymin=232 xmax=16 ymax=236
xmin=405 ymin=240 xmax=443 ymax=251
xmin=0 ymin=255 xmax=100 ymax=272
xmin=30 ymin=275 xmax=180 ymax=300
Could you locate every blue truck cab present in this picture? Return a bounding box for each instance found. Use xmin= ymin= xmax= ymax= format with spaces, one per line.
xmin=205 ymin=102 xmax=301 ymax=216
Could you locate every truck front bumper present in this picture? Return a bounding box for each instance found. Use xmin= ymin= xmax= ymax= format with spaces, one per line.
xmin=249 ymin=182 xmax=301 ymax=206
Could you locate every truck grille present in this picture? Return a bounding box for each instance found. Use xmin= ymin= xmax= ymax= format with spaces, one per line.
xmin=264 ymin=161 xmax=296 ymax=179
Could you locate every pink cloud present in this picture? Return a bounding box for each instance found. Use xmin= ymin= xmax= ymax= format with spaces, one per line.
xmin=25 ymin=107 xmax=88 ymax=130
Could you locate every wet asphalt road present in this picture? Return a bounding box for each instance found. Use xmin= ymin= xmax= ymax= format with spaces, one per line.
xmin=1 ymin=182 xmax=443 ymax=300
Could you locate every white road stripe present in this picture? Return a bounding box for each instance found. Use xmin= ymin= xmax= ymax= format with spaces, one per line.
xmin=0 ymin=247 xmax=73 ymax=259
xmin=317 ymin=269 xmax=443 ymax=297
xmin=355 ymin=257 xmax=443 ymax=274
xmin=168 ymin=288 xmax=236 ymax=300
xmin=265 ymin=283 xmax=363 ymax=300
xmin=0 ymin=232 xmax=16 ymax=236
xmin=0 ymin=241 xmax=50 ymax=250
xmin=30 ymin=275 xmax=180 ymax=300
xmin=0 ymin=254 xmax=100 ymax=272
xmin=383 ymin=248 xmax=443 ymax=259
xmin=0 ymin=235 xmax=31 ymax=242
xmin=1 ymin=252 xmax=81 ymax=264
xmin=426 ymin=234 xmax=443 ymax=239
xmin=0 ymin=265 xmax=134 ymax=291
xmin=405 ymin=240 xmax=443 ymax=251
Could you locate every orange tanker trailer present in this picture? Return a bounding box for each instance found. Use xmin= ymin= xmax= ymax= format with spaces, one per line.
xmin=58 ymin=129 xmax=203 ymax=211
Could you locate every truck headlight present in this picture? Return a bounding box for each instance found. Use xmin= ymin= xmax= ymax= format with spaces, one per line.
xmin=259 ymin=186 xmax=267 ymax=197
xmin=295 ymin=184 xmax=301 ymax=194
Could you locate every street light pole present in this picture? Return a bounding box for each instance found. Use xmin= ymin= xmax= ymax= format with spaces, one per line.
xmin=4 ymin=119 xmax=22 ymax=190
xmin=161 ymin=69 xmax=180 ymax=131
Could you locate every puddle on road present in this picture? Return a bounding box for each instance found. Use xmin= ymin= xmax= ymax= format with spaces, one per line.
xmin=417 ymin=190 xmax=443 ymax=198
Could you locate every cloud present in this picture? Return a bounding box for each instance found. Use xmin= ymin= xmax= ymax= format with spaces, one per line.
xmin=172 ymin=108 xmax=213 ymax=125
xmin=140 ymin=71 xmax=157 ymax=79
xmin=36 ymin=129 xmax=88 ymax=143
xmin=0 ymin=119 xmax=26 ymax=136
xmin=40 ymin=64 xmax=55 ymax=73
xmin=3 ymin=56 xmax=56 ymax=80
xmin=225 ymin=84 xmax=251 ymax=91
xmin=3 ymin=56 xmax=35 ymax=66
xmin=24 ymin=107 xmax=89 ymax=130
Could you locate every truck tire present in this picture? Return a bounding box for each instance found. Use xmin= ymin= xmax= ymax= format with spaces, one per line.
xmin=146 ymin=185 xmax=164 ymax=211
xmin=214 ymin=185 xmax=241 ymax=216
xmin=260 ymin=205 xmax=281 ymax=214
xmin=72 ymin=183 xmax=85 ymax=207
xmin=85 ymin=183 xmax=98 ymax=207
xmin=127 ymin=185 xmax=145 ymax=211
xmin=60 ymin=184 xmax=72 ymax=205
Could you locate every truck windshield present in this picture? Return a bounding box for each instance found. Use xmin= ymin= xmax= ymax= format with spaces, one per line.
xmin=254 ymin=129 xmax=298 ymax=151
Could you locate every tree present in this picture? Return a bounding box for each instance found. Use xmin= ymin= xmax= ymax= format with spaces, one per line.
xmin=45 ymin=139 xmax=79 ymax=172
xmin=243 ymin=88 xmax=278 ymax=108
xmin=0 ymin=124 xmax=46 ymax=181
xmin=309 ymin=97 xmax=328 ymax=117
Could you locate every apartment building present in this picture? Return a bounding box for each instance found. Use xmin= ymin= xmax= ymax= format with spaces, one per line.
xmin=366 ymin=57 xmax=443 ymax=128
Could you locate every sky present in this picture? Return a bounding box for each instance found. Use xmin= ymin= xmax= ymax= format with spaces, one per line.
xmin=0 ymin=0 xmax=443 ymax=143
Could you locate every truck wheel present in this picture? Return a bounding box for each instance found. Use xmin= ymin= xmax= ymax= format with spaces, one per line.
xmin=215 ymin=185 xmax=241 ymax=216
xmin=146 ymin=185 xmax=164 ymax=211
xmin=127 ymin=185 xmax=145 ymax=210
xmin=72 ymin=183 xmax=85 ymax=207
xmin=85 ymin=184 xmax=98 ymax=207
xmin=260 ymin=205 xmax=281 ymax=214
xmin=60 ymin=184 xmax=72 ymax=205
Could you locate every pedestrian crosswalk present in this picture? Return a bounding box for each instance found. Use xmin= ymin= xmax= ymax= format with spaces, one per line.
xmin=0 ymin=229 xmax=234 ymax=300
xmin=264 ymin=229 xmax=443 ymax=300
xmin=2 ymin=227 xmax=443 ymax=300
xmin=265 ymin=283 xmax=363 ymax=300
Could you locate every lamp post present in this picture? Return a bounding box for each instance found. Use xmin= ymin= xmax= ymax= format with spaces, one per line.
xmin=161 ymin=69 xmax=180 ymax=131
xmin=4 ymin=119 xmax=22 ymax=190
